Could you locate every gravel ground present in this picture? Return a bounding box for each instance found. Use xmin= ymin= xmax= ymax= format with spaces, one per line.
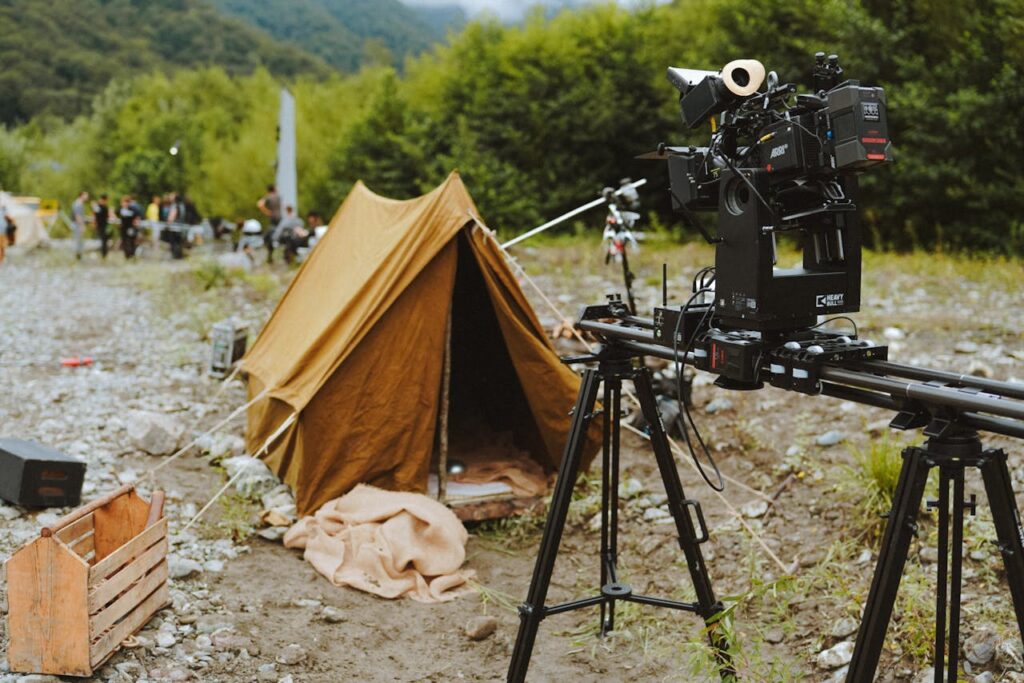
xmin=0 ymin=238 xmax=1021 ymax=682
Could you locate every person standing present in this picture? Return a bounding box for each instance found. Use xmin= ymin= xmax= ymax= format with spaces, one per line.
xmin=257 ymin=184 xmax=281 ymax=264
xmin=93 ymin=194 xmax=111 ymax=259
xmin=276 ymin=205 xmax=305 ymax=264
xmin=71 ymin=191 xmax=89 ymax=260
xmin=145 ymin=194 xmax=160 ymax=224
xmin=117 ymin=195 xmax=141 ymax=260
xmin=0 ymin=210 xmax=7 ymax=266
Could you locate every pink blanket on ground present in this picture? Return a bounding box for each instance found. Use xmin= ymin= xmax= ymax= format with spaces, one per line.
xmin=283 ymin=484 xmax=472 ymax=603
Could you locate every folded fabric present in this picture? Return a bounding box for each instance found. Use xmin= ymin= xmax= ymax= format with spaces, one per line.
xmin=451 ymin=453 xmax=550 ymax=497
xmin=284 ymin=484 xmax=472 ymax=603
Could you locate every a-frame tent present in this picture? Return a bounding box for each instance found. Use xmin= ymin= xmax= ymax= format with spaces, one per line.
xmin=241 ymin=172 xmax=598 ymax=516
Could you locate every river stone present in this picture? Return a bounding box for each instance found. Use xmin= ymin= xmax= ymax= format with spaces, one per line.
xmin=816 ymin=641 xmax=855 ymax=669
xmin=127 ymin=410 xmax=185 ymax=455
xmin=704 ymin=398 xmax=733 ymax=414
xmin=815 ymin=430 xmax=846 ymax=447
xmin=321 ymin=606 xmax=346 ymax=623
xmin=996 ymin=636 xmax=1024 ymax=670
xmin=831 ymin=617 xmax=859 ymax=639
xmin=168 ymin=555 xmax=203 ymax=580
xmin=964 ymin=627 xmax=997 ymax=665
xmin=276 ymin=644 xmax=307 ymax=666
xmin=465 ymin=616 xmax=499 ymax=641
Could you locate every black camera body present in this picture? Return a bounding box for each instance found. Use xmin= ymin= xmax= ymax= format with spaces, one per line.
xmin=664 ymin=53 xmax=891 ymax=336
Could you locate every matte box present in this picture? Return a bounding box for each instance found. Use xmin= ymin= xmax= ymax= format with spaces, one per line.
xmin=0 ymin=438 xmax=86 ymax=508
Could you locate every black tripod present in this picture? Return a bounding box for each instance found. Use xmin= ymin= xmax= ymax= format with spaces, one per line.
xmin=507 ymin=347 xmax=733 ymax=682
xmin=848 ymin=424 xmax=1024 ymax=682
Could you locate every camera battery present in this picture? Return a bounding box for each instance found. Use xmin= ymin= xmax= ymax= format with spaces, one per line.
xmin=0 ymin=438 xmax=86 ymax=508
xmin=827 ymin=82 xmax=892 ymax=170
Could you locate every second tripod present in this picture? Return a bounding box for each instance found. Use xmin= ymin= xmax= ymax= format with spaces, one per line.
xmin=507 ymin=347 xmax=733 ymax=682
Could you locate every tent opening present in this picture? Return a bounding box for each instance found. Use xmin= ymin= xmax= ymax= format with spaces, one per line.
xmin=431 ymin=231 xmax=550 ymax=501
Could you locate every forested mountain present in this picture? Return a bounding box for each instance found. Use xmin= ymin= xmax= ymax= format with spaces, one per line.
xmin=0 ymin=0 xmax=331 ymax=126
xmin=209 ymin=0 xmax=465 ymax=71
xmin=0 ymin=0 xmax=461 ymax=126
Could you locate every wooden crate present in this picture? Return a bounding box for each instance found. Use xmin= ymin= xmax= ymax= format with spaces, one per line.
xmin=5 ymin=484 xmax=170 ymax=677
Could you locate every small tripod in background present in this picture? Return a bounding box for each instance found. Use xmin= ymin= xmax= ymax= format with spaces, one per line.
xmin=602 ymin=178 xmax=641 ymax=314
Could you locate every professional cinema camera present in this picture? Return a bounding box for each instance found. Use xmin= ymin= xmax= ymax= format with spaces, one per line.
xmin=509 ymin=52 xmax=1024 ymax=683
xmin=644 ymin=52 xmax=892 ymax=389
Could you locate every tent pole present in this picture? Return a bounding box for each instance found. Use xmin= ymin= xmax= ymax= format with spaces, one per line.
xmin=438 ymin=306 xmax=453 ymax=503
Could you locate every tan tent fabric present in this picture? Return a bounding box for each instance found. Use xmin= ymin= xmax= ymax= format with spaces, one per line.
xmin=242 ymin=172 xmax=598 ymax=515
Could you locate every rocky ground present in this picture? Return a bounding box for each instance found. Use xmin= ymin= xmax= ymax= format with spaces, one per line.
xmin=0 ymin=236 xmax=1021 ymax=682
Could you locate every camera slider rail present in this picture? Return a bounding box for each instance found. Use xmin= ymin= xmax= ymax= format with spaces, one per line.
xmin=575 ymin=302 xmax=1024 ymax=439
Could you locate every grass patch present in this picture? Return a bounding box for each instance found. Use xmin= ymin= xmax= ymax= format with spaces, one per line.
xmin=840 ymin=432 xmax=908 ymax=541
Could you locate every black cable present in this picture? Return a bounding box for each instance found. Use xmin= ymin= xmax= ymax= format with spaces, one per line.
xmin=671 ymin=287 xmax=725 ymax=492
xmin=807 ymin=315 xmax=859 ymax=338
xmin=770 ymin=108 xmax=820 ymax=144
xmin=713 ymin=149 xmax=777 ymax=224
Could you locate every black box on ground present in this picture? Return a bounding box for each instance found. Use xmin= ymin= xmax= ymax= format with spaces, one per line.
xmin=0 ymin=438 xmax=86 ymax=508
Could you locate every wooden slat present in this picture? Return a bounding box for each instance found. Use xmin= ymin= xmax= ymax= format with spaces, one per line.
xmin=42 ymin=484 xmax=133 ymax=538
xmin=6 ymin=536 xmax=92 ymax=676
xmin=93 ymin=490 xmax=149 ymax=562
xmin=89 ymin=561 xmax=167 ymax=637
xmin=89 ymin=580 xmax=168 ymax=669
xmin=89 ymin=520 xmax=166 ymax=585
xmin=55 ymin=513 xmax=94 ymax=544
xmin=71 ymin=531 xmax=95 ymax=559
xmin=88 ymin=538 xmax=167 ymax=613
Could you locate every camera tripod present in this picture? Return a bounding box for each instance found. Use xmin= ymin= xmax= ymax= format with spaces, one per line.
xmin=847 ymin=424 xmax=1024 ymax=682
xmin=507 ymin=346 xmax=733 ymax=682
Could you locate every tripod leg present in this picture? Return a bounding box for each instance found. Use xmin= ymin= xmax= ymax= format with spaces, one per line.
xmin=933 ymin=470 xmax=950 ymax=683
xmin=620 ymin=248 xmax=636 ymax=314
xmin=508 ymin=369 xmax=601 ymax=683
xmin=848 ymin=446 xmax=932 ymax=682
xmin=979 ymin=449 xmax=1024 ymax=648
xmin=946 ymin=468 xmax=966 ymax=682
xmin=633 ymin=368 xmax=732 ymax=676
xmin=600 ymin=376 xmax=611 ymax=634
xmin=606 ymin=377 xmax=623 ymax=633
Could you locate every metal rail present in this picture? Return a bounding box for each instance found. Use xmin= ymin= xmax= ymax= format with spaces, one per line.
xmin=577 ymin=319 xmax=1024 ymax=440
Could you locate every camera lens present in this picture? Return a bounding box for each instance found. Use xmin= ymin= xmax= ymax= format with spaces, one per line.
xmin=725 ymin=178 xmax=750 ymax=215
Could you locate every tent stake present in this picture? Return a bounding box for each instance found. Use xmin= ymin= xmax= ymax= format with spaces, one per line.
xmin=438 ymin=307 xmax=453 ymax=503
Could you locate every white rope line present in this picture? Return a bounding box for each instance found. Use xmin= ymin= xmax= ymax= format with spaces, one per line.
xmin=472 ymin=213 xmax=788 ymax=573
xmin=209 ymin=363 xmax=243 ymax=402
xmin=179 ymin=466 xmax=248 ymax=534
xmin=621 ymin=421 xmax=788 ymax=573
xmin=147 ymin=388 xmax=269 ymax=478
xmin=179 ymin=411 xmax=297 ymax=533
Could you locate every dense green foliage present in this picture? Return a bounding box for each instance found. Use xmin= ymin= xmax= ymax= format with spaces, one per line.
xmin=0 ymin=0 xmax=332 ymax=126
xmin=209 ymin=0 xmax=463 ymax=71
xmin=1 ymin=0 xmax=1021 ymax=251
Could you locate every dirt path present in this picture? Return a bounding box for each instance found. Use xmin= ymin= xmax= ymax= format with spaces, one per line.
xmin=0 ymin=242 xmax=1022 ymax=683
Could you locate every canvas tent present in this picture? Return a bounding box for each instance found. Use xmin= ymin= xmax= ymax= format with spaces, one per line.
xmin=0 ymin=194 xmax=48 ymax=249
xmin=242 ymin=172 xmax=598 ymax=516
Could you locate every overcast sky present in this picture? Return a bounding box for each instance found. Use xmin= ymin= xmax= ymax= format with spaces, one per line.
xmin=404 ymin=0 xmax=656 ymax=22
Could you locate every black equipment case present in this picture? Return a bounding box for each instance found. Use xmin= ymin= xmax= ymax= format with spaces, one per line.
xmin=0 ymin=438 xmax=86 ymax=508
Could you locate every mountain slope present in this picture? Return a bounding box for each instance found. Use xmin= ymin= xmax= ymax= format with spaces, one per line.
xmin=209 ymin=0 xmax=460 ymax=70
xmin=0 ymin=0 xmax=330 ymax=125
